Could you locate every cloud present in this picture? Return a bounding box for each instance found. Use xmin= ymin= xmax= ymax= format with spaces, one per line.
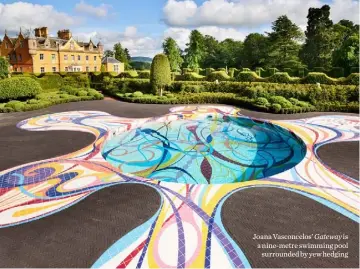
xmin=330 ymin=0 xmax=359 ymax=24
xmin=163 ymin=0 xmax=358 ymax=27
xmin=73 ymin=27 xmax=161 ymax=57
xmin=74 ymin=0 xmax=111 ymax=18
xmin=0 ymin=2 xmax=77 ymax=34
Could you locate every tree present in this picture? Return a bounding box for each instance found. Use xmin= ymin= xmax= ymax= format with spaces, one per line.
xmin=241 ymin=33 xmax=269 ymax=69
xmin=332 ymin=34 xmax=359 ymax=73
xmin=104 ymin=50 xmax=114 ymax=57
xmin=163 ymin=37 xmax=184 ymax=72
xmin=0 ymin=57 xmax=9 ymax=79
xmin=150 ymin=54 xmax=171 ymax=96
xmin=267 ymin=15 xmax=304 ymax=69
xmin=300 ymin=5 xmax=334 ymax=69
xmin=124 ymin=48 xmax=131 ymax=61
xmin=113 ymin=43 xmax=131 ymax=70
xmin=184 ymin=30 xmax=205 ymax=69
xmin=218 ymin=39 xmax=243 ymax=68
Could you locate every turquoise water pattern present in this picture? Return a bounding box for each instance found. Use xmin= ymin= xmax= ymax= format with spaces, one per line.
xmin=102 ymin=115 xmax=306 ymax=184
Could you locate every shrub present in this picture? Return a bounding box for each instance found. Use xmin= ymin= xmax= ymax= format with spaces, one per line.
xmin=37 ymin=73 xmax=63 ymax=91
xmin=255 ymin=97 xmax=270 ymax=107
xmin=114 ymin=79 xmax=152 ymax=94
xmin=313 ymin=67 xmax=327 ymax=73
xmin=176 ymin=72 xmax=205 ymax=81
xmin=27 ymin=99 xmax=40 ymax=104
xmin=132 ymin=91 xmax=143 ymax=97
xmin=150 ymin=54 xmax=172 ymax=96
xmin=165 ymin=93 xmax=175 ymax=98
xmin=0 ymin=77 xmax=41 ymax=101
xmin=329 ymin=67 xmax=345 ymax=78
xmin=301 ymin=72 xmax=337 ymax=85
xmin=76 ymin=90 xmax=88 ymax=97
xmin=217 ymin=68 xmax=227 ymax=72
xmin=205 ymin=68 xmax=215 ymax=76
xmin=138 ymin=70 xmax=150 ymax=79
xmin=268 ymin=68 xmax=279 ymax=76
xmin=267 ymin=72 xmax=297 ymax=84
xmin=350 ymin=67 xmax=359 ymax=74
xmin=0 ymin=57 xmax=10 ymax=79
xmin=241 ymin=68 xmax=251 ymax=72
xmin=268 ymin=96 xmax=293 ymax=108
xmin=182 ymin=68 xmax=193 ymax=74
xmin=236 ymin=71 xmax=262 ymax=82
xmin=5 ymin=100 xmax=25 ymax=111
xmin=60 ymin=85 xmax=78 ymax=95
xmin=271 ymin=103 xmax=282 ymax=113
xmin=228 ymin=68 xmax=237 ymax=78
xmin=207 ymin=71 xmax=231 ymax=82
xmin=255 ymin=67 xmax=265 ymax=77
xmin=62 ymin=73 xmax=90 ymax=88
xmin=119 ymin=70 xmax=138 ymax=78
xmin=344 ymin=73 xmax=360 ymax=85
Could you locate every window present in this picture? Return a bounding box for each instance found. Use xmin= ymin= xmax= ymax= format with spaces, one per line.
xmin=40 ymin=67 xmax=45 ymax=73
xmin=70 ymin=41 xmax=74 ymax=50
xmin=20 ymin=41 xmax=24 ymax=48
xmin=94 ymin=66 xmax=97 ymax=72
xmin=77 ymin=67 xmax=80 ymax=72
xmin=94 ymin=56 xmax=97 ymax=61
xmin=52 ymin=67 xmax=56 ymax=72
xmin=86 ymin=55 xmax=89 ymax=61
xmin=14 ymin=67 xmax=18 ymax=72
xmin=40 ymin=54 xmax=44 ymax=60
xmin=114 ymin=64 xmax=119 ymax=72
xmin=5 ymin=42 xmax=8 ymax=49
xmin=71 ymin=55 xmax=75 ymax=62
xmin=78 ymin=55 xmax=81 ymax=61
xmin=65 ymin=67 xmax=68 ymax=72
xmin=64 ymin=55 xmax=68 ymax=61
xmin=52 ymin=54 xmax=56 ymax=61
xmin=20 ymin=67 xmax=23 ymax=72
xmin=86 ymin=66 xmax=89 ymax=72
xmin=18 ymin=54 xmax=22 ymax=61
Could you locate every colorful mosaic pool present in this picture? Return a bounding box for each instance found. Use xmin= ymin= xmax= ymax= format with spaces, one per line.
xmin=0 ymin=106 xmax=359 ymax=268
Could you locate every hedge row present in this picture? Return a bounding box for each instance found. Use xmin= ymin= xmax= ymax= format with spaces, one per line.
xmin=114 ymin=91 xmax=358 ymax=114
xmin=173 ymin=71 xmax=359 ymax=85
xmin=0 ymin=77 xmax=41 ymax=101
xmin=0 ymin=86 xmax=103 ymax=113
xmin=182 ymin=66 xmax=358 ymax=78
xmin=108 ymin=79 xmax=358 ymax=106
xmin=11 ymin=72 xmax=91 ymax=91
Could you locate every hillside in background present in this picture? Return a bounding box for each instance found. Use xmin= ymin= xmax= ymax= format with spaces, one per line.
xmin=131 ymin=57 xmax=152 ymax=63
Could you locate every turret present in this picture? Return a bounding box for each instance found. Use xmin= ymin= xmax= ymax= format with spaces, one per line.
xmin=97 ymin=40 xmax=104 ymax=54
xmin=28 ymin=29 xmax=37 ymax=56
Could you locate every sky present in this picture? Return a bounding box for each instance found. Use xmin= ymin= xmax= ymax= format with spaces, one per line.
xmin=0 ymin=0 xmax=359 ymax=57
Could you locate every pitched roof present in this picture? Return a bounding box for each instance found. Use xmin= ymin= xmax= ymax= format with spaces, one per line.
xmin=102 ymin=57 xmax=121 ymax=64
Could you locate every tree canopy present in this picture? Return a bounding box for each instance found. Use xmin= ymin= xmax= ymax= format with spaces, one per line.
xmin=163 ymin=37 xmax=183 ymax=72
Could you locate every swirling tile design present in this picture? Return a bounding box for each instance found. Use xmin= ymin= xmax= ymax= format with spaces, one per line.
xmin=0 ymin=106 xmax=359 ymax=268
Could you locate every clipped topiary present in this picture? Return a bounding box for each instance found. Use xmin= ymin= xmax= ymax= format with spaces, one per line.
xmin=137 ymin=70 xmax=150 ymax=79
xmin=271 ymin=103 xmax=282 ymax=113
xmin=0 ymin=57 xmax=10 ymax=79
xmin=207 ymin=71 xmax=231 ymax=82
xmin=255 ymin=97 xmax=270 ymax=107
xmin=236 ymin=71 xmax=262 ymax=82
xmin=268 ymin=96 xmax=293 ymax=108
xmin=150 ymin=54 xmax=172 ymax=96
xmin=301 ymin=72 xmax=338 ymax=85
xmin=0 ymin=77 xmax=41 ymax=101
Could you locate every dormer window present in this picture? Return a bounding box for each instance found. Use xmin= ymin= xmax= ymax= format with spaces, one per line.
xmin=20 ymin=41 xmax=24 ymax=48
xmin=5 ymin=42 xmax=8 ymax=49
xmin=89 ymin=43 xmax=93 ymax=51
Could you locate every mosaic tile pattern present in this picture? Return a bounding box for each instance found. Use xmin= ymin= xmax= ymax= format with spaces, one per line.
xmin=0 ymin=106 xmax=359 ymax=268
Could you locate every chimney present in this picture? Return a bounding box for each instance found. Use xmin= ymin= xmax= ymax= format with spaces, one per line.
xmin=57 ymin=29 xmax=72 ymax=40
xmin=34 ymin=27 xmax=48 ymax=38
xmin=34 ymin=28 xmax=41 ymax=37
xmin=41 ymin=27 xmax=48 ymax=38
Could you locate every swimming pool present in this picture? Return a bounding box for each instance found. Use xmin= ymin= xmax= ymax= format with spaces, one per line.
xmin=102 ymin=114 xmax=306 ymax=184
